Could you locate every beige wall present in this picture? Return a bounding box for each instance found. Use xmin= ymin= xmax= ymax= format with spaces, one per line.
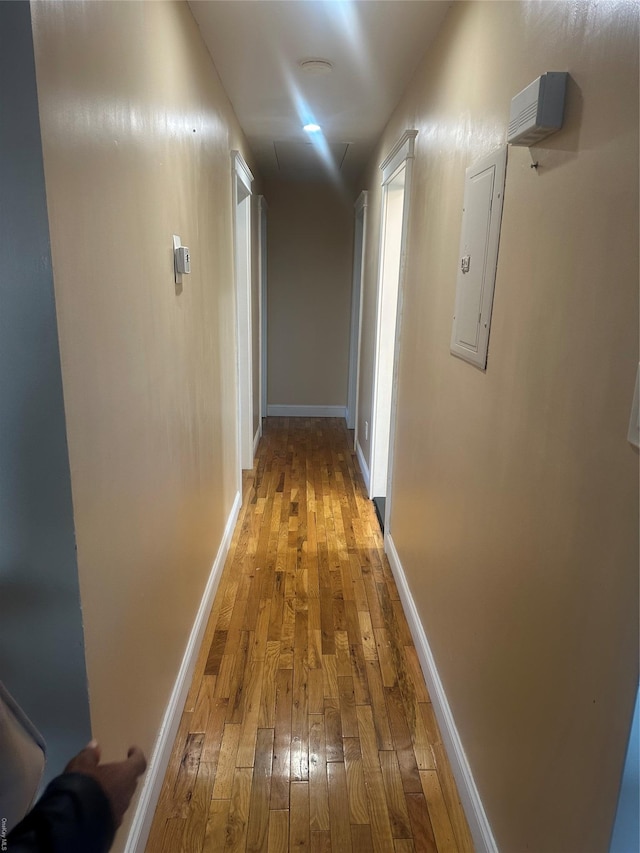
xmin=357 ymin=2 xmax=639 ymax=851
xmin=30 ymin=1 xmax=260 ymax=847
xmin=265 ymin=179 xmax=354 ymax=408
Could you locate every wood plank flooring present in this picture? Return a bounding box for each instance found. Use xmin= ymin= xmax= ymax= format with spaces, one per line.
xmin=146 ymin=418 xmax=473 ymax=853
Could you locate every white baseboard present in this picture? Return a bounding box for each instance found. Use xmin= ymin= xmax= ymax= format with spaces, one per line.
xmin=266 ymin=404 xmax=346 ymax=418
xmin=384 ymin=533 xmax=498 ymax=853
xmin=355 ymin=439 xmax=370 ymax=494
xmin=125 ymin=489 xmax=242 ymax=853
xmin=253 ymin=423 xmax=261 ymax=456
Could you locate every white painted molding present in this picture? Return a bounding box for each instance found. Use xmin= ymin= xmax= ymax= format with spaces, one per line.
xmin=385 ymin=533 xmax=498 ymax=853
xmin=355 ymin=439 xmax=371 ymax=494
xmin=258 ymin=195 xmax=268 ymax=425
xmin=355 ymin=189 xmax=368 ymax=212
xmin=253 ymin=423 xmax=261 ymax=456
xmin=347 ymin=192 xmax=368 ymax=435
xmin=125 ymin=489 xmax=243 ymax=853
xmin=380 ymin=129 xmax=418 ymax=182
xmin=231 ymin=149 xmax=254 ymax=191
xmin=266 ymin=405 xmax=346 ymax=418
xmin=231 ymin=151 xmax=254 ymax=475
xmin=370 ymin=129 xmax=417 ymax=502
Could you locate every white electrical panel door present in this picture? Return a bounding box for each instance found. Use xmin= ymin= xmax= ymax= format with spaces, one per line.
xmin=451 ymin=146 xmax=507 ymax=369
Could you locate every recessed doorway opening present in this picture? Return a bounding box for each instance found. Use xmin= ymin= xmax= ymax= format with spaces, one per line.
xmin=370 ymin=130 xmax=417 ymax=536
xmin=347 ymin=191 xmax=368 ymax=438
xmin=232 ymin=151 xmax=254 ymax=482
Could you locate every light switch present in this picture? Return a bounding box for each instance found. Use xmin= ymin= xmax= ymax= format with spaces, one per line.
xmin=173 ymin=234 xmax=188 ymax=285
xmin=175 ymin=246 xmax=190 ymax=274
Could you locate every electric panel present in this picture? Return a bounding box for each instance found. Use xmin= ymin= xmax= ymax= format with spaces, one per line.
xmin=451 ymin=146 xmax=507 ymax=370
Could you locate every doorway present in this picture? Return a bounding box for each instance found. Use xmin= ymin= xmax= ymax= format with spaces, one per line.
xmin=347 ymin=191 xmax=368 ymax=440
xmin=369 ymin=131 xmax=417 ymax=535
xmin=232 ymin=151 xmax=254 ymax=480
xmin=258 ymin=195 xmax=268 ymax=428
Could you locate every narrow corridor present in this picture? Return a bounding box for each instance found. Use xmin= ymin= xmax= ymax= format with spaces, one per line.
xmin=146 ymin=418 xmax=473 ymax=852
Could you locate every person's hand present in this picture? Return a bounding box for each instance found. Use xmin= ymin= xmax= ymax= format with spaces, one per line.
xmin=64 ymin=740 xmax=147 ymax=827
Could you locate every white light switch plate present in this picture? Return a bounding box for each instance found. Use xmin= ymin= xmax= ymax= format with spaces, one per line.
xmin=173 ymin=234 xmax=182 ymax=285
xmin=628 ymin=363 xmax=640 ymax=449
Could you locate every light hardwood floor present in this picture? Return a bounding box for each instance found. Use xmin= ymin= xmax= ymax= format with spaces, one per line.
xmin=146 ymin=418 xmax=473 ymax=852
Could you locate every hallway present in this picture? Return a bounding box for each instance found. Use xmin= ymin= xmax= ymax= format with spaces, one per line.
xmin=146 ymin=418 xmax=473 ymax=852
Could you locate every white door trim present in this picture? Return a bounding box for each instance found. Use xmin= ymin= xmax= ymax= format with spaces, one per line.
xmin=380 ymin=129 xmax=417 ymax=182
xmin=369 ymin=130 xmax=417 ymax=539
xmin=258 ymin=195 xmax=268 ymax=429
xmin=231 ymin=150 xmax=254 ymax=482
xmin=233 ymin=150 xmax=254 ymax=195
xmin=347 ymin=190 xmax=368 ymax=438
xmin=383 ymin=149 xmax=417 ymax=537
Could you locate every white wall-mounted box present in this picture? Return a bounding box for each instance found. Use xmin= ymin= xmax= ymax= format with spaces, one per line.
xmin=450 ymin=146 xmax=507 ymax=370
xmin=507 ymin=72 xmax=568 ymax=146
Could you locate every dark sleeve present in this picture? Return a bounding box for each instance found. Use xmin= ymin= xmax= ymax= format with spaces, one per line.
xmin=6 ymin=772 xmax=116 ymax=853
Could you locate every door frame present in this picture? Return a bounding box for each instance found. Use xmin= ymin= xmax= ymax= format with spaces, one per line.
xmin=347 ymin=191 xmax=368 ymax=441
xmin=258 ymin=195 xmax=268 ymax=428
xmin=369 ymin=130 xmax=417 ymax=537
xmin=231 ymin=150 xmax=254 ymax=484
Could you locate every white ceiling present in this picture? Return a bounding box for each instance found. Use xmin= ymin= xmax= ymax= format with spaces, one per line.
xmin=189 ymin=1 xmax=451 ymax=186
